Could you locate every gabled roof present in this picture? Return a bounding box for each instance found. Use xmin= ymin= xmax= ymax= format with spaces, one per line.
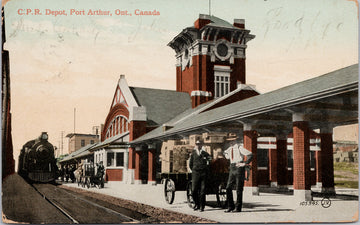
xmin=131 ymin=64 xmax=358 ymax=144
xmin=129 ymin=87 xmax=192 ymax=126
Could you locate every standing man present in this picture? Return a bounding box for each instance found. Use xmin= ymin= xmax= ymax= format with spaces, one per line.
xmin=96 ymin=161 xmax=105 ymax=179
xmin=189 ymin=139 xmax=211 ymax=212
xmin=224 ymin=134 xmax=253 ymax=212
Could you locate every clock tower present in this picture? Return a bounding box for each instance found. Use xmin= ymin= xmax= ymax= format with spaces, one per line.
xmin=168 ymin=14 xmax=255 ymax=108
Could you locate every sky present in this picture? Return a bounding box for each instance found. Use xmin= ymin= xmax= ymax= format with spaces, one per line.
xmin=3 ymin=0 xmax=359 ymax=164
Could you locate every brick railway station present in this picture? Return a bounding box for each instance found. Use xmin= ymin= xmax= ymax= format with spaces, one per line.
xmin=2 ymin=13 xmax=358 ymax=223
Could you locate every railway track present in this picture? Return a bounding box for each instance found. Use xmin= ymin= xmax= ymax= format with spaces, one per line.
xmin=31 ymin=183 xmax=141 ymax=224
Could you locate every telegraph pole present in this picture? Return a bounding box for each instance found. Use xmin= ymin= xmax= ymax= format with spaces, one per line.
xmin=209 ymin=0 xmax=211 ymax=16
xmin=61 ymin=131 xmax=64 ymax=155
xmin=74 ymin=108 xmax=76 ymax=133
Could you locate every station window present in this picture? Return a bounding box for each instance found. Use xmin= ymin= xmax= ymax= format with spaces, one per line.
xmin=116 ymin=152 xmax=124 ymax=167
xmin=90 ymin=140 xmax=94 ymax=144
xmin=81 ymin=139 xmax=85 ymax=147
xmin=107 ymin=152 xmax=115 ymax=166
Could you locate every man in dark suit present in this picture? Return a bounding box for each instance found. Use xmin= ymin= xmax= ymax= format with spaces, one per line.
xmin=189 ymin=139 xmax=211 ymax=212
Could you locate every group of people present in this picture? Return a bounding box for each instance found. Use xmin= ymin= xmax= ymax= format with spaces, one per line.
xmin=188 ymin=134 xmax=253 ymax=213
xmin=61 ymin=161 xmax=105 ymax=183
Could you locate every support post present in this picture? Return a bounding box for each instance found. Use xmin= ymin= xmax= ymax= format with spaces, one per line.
xmin=276 ymin=134 xmax=288 ymax=190
xmin=320 ymin=127 xmax=335 ymax=195
xmin=134 ymin=149 xmax=142 ymax=185
xmin=243 ymin=123 xmax=259 ymax=195
xmin=292 ymin=113 xmax=312 ymax=201
xmin=148 ymin=147 xmax=156 ymax=185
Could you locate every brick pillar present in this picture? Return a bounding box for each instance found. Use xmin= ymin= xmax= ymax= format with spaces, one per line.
xmin=243 ymin=123 xmax=259 ymax=195
xmin=269 ymin=147 xmax=277 ymax=187
xmin=128 ymin=118 xmax=146 ymax=184
xmin=320 ymin=127 xmax=335 ymax=195
xmin=134 ymin=149 xmax=142 ymax=184
xmin=315 ymin=150 xmax=322 ymax=188
xmin=292 ymin=113 xmax=311 ymax=201
xmin=276 ymin=134 xmax=288 ymax=189
xmin=128 ymin=147 xmax=135 ymax=169
xmin=148 ymin=148 xmax=156 ymax=185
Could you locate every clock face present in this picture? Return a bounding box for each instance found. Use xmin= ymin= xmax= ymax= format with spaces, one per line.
xmin=217 ymin=43 xmax=228 ymax=57
xmin=214 ymin=40 xmax=231 ymax=61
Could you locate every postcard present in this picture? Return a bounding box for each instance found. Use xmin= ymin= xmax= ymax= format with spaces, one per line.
xmin=2 ymin=0 xmax=358 ymax=224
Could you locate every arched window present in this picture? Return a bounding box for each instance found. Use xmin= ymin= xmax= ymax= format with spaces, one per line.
xmin=105 ymin=115 xmax=129 ymax=140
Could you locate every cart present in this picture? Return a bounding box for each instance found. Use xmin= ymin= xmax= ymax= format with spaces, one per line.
xmin=161 ymin=157 xmax=230 ymax=209
xmin=161 ymin=164 xmax=251 ymax=209
xmin=78 ymin=163 xmax=104 ymax=189
xmin=161 ymin=172 xmax=228 ymax=208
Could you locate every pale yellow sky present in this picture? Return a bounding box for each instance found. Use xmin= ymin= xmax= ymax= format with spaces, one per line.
xmin=3 ymin=0 xmax=358 ymax=163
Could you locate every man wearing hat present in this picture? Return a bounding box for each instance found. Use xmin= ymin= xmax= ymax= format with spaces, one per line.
xmin=189 ymin=139 xmax=212 ymax=212
xmin=223 ymin=134 xmax=253 ymax=212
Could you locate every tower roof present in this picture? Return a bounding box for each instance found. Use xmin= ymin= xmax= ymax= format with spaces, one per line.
xmin=198 ymin=14 xmax=241 ymax=30
xmin=168 ymin=14 xmax=254 ymax=54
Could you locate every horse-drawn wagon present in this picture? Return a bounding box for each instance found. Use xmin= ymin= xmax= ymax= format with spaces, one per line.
xmin=77 ymin=162 xmax=105 ymax=189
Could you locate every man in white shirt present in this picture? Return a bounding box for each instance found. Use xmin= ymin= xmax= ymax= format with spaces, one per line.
xmin=223 ymin=134 xmax=253 ymax=212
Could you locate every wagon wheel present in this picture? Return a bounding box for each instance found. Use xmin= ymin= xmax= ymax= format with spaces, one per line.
xmin=164 ymin=178 xmax=175 ymax=204
xmin=186 ymin=181 xmax=195 ymax=209
xmin=216 ymin=182 xmax=227 ymax=208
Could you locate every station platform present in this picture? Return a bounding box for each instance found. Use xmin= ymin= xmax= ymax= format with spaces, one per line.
xmin=62 ymin=181 xmax=359 ymax=223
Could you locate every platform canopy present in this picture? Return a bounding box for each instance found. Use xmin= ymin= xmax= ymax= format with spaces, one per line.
xmin=131 ymin=64 xmax=358 ymax=145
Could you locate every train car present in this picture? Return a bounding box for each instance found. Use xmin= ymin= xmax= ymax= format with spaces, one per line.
xmin=18 ymin=132 xmax=58 ymax=183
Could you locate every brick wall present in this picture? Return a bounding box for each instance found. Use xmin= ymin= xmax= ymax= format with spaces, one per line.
xmin=231 ymin=58 xmax=246 ymax=87
xmin=106 ymin=169 xmax=123 ymax=181
xmin=129 ymin=121 xmax=147 ymax=141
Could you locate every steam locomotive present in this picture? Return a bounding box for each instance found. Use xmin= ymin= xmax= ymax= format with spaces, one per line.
xmin=18 ymin=132 xmax=58 ymax=183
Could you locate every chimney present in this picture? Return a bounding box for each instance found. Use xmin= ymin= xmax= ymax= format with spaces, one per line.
xmin=233 ymin=19 xmax=245 ymax=29
xmin=194 ymin=14 xmax=211 ymax=29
